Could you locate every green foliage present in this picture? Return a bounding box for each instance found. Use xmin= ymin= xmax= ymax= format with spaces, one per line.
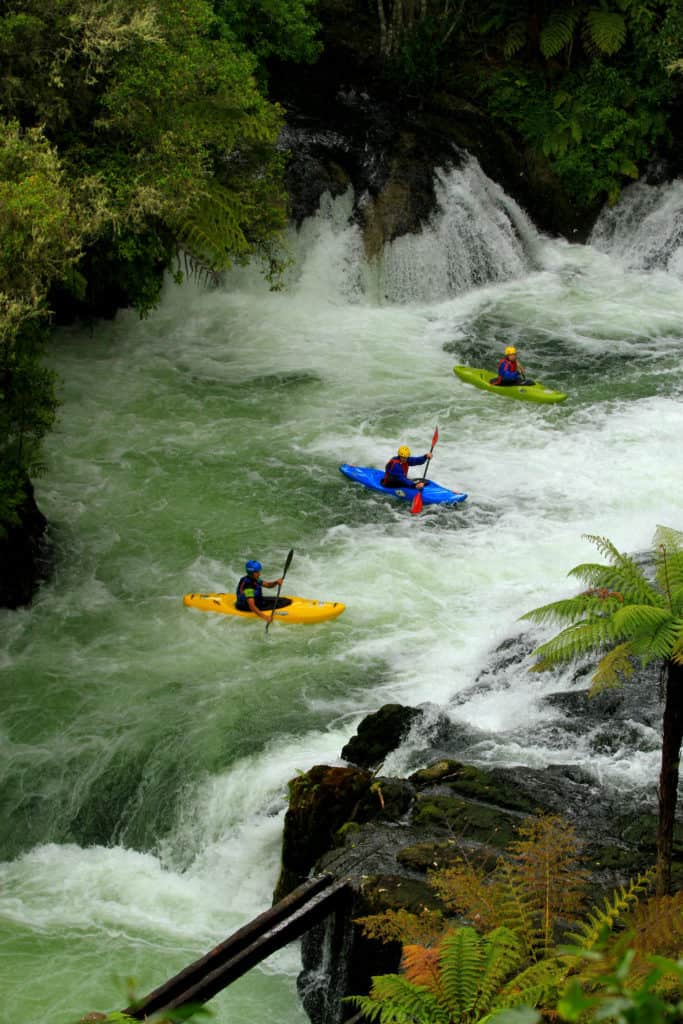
xmin=539 ymin=9 xmax=580 ymax=58
xmin=522 ymin=529 xmax=683 ymax=682
xmin=349 ymin=815 xmax=678 ymax=1024
xmin=522 ymin=528 xmax=683 ymax=896
xmin=0 ymin=0 xmax=318 ymax=540
xmin=558 ymin=952 xmax=683 ymax=1024
xmin=347 ymin=925 xmax=526 ymax=1024
xmin=212 ymin=0 xmax=322 ymax=71
xmin=483 ymin=59 xmax=671 ymax=206
xmin=0 ymin=121 xmax=75 ymax=526
xmin=429 ymin=815 xmax=589 ymax=960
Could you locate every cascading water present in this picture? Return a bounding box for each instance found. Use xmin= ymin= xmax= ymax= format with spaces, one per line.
xmin=1 ymin=159 xmax=682 ymax=1024
xmin=590 ymin=176 xmax=683 ymax=276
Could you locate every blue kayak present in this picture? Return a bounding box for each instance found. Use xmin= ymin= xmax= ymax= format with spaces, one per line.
xmin=339 ymin=464 xmax=467 ymax=506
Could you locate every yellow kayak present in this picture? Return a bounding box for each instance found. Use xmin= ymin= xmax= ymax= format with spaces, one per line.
xmin=183 ymin=592 xmax=346 ymax=624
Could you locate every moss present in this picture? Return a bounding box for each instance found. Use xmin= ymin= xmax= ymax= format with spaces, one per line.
xmin=410 ymin=760 xmax=540 ymax=814
xmin=412 ymin=794 xmax=519 ymax=848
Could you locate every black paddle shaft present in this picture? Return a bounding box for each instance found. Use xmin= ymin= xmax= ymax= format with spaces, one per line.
xmin=265 ymin=548 xmax=294 ymax=634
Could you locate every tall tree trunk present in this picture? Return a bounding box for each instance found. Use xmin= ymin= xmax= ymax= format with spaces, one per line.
xmin=656 ymin=659 xmax=683 ymax=895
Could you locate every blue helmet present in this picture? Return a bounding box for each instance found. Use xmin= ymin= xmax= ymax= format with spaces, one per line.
xmin=245 ymin=559 xmax=262 ymax=573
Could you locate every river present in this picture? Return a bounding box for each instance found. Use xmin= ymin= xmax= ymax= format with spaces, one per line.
xmin=1 ymin=157 xmax=683 ymax=1024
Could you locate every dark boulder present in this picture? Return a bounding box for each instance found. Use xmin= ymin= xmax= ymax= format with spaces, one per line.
xmin=0 ymin=479 xmax=49 ymax=609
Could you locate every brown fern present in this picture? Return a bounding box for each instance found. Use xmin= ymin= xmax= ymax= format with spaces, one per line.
xmin=354 ymin=907 xmax=446 ymax=947
xmin=402 ymin=943 xmax=442 ymax=990
xmin=627 ymin=892 xmax=683 ymax=980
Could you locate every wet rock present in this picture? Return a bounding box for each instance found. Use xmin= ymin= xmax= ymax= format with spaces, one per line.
xmin=274 ymin=764 xmax=372 ymax=902
xmin=341 ymin=703 xmax=424 ymax=769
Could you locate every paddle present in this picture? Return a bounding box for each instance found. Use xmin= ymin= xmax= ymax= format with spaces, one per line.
xmin=265 ymin=548 xmax=294 ymax=634
xmin=410 ymin=425 xmax=439 ymax=515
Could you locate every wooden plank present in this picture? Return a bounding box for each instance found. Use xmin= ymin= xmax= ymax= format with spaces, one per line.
xmin=125 ymin=875 xmax=348 ymax=1019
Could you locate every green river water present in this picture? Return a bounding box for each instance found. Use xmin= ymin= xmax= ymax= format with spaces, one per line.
xmin=1 ymin=162 xmax=683 ymax=1024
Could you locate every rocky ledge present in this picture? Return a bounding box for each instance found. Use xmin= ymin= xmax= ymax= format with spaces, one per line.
xmin=273 ymin=656 xmax=682 ymax=1024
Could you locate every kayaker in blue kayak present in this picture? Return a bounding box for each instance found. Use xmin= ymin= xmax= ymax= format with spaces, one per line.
xmin=381 ymin=445 xmax=432 ymax=489
xmin=492 ymin=346 xmax=534 ymax=386
xmin=236 ymin=560 xmax=284 ymax=619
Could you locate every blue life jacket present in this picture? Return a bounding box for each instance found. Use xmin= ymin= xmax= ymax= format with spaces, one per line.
xmin=495 ymin=358 xmax=522 ymax=383
xmin=236 ymin=573 xmax=263 ymax=610
xmin=382 ymin=454 xmax=425 ymax=488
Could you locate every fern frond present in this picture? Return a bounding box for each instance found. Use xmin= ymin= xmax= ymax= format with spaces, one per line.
xmin=363 ymin=973 xmax=451 ymax=1023
xmin=568 ymin=561 xmax=660 ymax=608
xmin=402 ymin=944 xmax=442 ymax=991
xmin=474 ymin=927 xmax=524 ymax=1014
xmin=521 ymin=594 xmax=613 ymax=627
xmin=589 ymin=641 xmax=635 ymax=694
xmin=635 ymin=617 xmax=683 ymax=663
xmin=611 ymin=604 xmax=673 ymax=641
xmin=355 ymin=908 xmax=446 ymax=948
xmin=429 ymin=860 xmax=502 ymax=931
xmin=177 ymin=182 xmax=251 ymax=273
xmin=507 ymin=816 xmax=589 ymax=954
xmin=503 ymin=20 xmax=527 ymax=58
xmin=628 ymin=892 xmax=683 ymax=970
xmin=493 ymin=953 xmax=569 ymax=1009
xmin=531 ymin=619 xmax=615 ymax=668
xmin=438 ymin=926 xmax=483 ymax=1017
xmin=582 ymin=10 xmax=627 ymax=55
xmin=540 ymin=9 xmax=579 ymax=58
xmin=565 ymin=870 xmax=655 ymax=951
xmin=496 ymin=859 xmax=542 ymax=961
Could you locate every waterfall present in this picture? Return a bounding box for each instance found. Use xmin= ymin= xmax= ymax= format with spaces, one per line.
xmin=374 ymin=155 xmax=542 ymax=303
xmin=590 ymin=177 xmax=683 ymax=276
xmin=283 ymin=155 xmax=543 ymax=306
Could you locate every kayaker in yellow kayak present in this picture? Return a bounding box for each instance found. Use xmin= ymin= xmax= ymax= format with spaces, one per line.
xmin=236 ymin=560 xmax=284 ymax=620
xmin=492 ymin=346 xmax=534 ymax=386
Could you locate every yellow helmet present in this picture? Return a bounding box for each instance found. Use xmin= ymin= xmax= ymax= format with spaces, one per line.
xmin=397 ymin=445 xmax=411 ymax=458
xmin=504 ymin=346 xmax=517 ymax=356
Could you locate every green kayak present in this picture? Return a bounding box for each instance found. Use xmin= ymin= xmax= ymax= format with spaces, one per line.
xmin=453 ymin=366 xmax=567 ymax=404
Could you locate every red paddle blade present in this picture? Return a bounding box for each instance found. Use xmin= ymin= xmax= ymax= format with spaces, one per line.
xmin=410 ymin=490 xmax=423 ymax=515
xmin=431 ymin=425 xmax=439 ymax=448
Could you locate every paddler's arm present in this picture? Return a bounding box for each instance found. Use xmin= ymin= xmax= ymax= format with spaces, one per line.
xmin=246 ymin=596 xmax=272 ymax=620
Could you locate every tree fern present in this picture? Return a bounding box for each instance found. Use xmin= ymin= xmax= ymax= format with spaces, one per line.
xmin=523 ymin=528 xmax=683 ymax=894
xmin=503 ymin=20 xmax=526 ymax=58
xmin=540 ymin=9 xmax=580 ymax=58
xmin=583 ymin=9 xmax=627 ymax=56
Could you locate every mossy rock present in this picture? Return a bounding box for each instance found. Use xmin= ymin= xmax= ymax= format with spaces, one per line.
xmin=412 ymin=793 xmax=519 ymax=847
xmin=396 ymin=838 xmax=497 ymax=874
xmin=274 ymin=764 xmax=372 ymax=900
xmin=410 ymin=760 xmax=540 ymax=814
xmin=617 ymin=814 xmax=683 ymax=854
xmin=360 ymin=873 xmax=445 ymax=915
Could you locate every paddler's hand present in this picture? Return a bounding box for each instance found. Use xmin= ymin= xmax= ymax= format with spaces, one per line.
xmin=425 ymin=452 xmax=432 ymax=460
xmin=416 ymin=481 xmax=425 ymax=490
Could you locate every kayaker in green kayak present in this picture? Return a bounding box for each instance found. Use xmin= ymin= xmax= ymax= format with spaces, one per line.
xmin=236 ymin=560 xmax=285 ymax=620
xmin=381 ymin=445 xmax=432 ymax=489
xmin=492 ymin=346 xmax=534 ymax=386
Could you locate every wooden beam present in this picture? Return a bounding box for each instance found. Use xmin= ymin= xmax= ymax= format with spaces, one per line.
xmin=125 ymin=875 xmax=350 ymax=1019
